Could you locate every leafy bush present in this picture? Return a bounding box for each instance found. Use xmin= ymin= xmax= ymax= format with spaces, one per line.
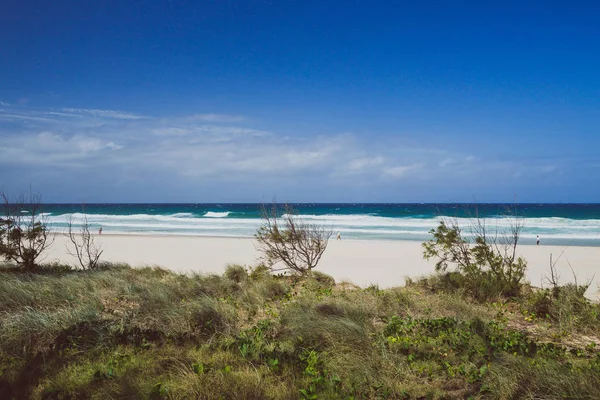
xmin=248 ymin=264 xmax=271 ymax=281
xmin=527 ymin=284 xmax=600 ymax=333
xmin=423 ymin=216 xmax=527 ymax=301
xmin=0 ymin=191 xmax=53 ymax=270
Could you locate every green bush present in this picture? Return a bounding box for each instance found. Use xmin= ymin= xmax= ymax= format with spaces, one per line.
xmin=258 ymin=278 xmax=289 ymax=300
xmin=248 ymin=264 xmax=271 ymax=281
xmin=423 ymin=219 xmax=527 ymax=301
xmin=0 ymin=191 xmax=52 ymax=270
xmin=526 ymin=283 xmax=600 ymax=334
xmin=224 ymin=264 xmax=248 ymax=283
xmin=309 ymin=270 xmax=335 ymax=289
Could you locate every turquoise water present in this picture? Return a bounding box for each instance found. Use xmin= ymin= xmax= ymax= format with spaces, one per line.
xmin=41 ymin=203 xmax=600 ymax=246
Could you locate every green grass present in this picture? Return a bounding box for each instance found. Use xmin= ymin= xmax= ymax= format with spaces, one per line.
xmin=0 ymin=263 xmax=598 ymax=399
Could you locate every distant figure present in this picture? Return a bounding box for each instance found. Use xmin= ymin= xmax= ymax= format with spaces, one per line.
xmin=99 ymin=227 xmax=103 ymax=235
xmin=336 ymin=231 xmax=341 ymax=240
xmin=536 ymin=235 xmax=540 ymax=246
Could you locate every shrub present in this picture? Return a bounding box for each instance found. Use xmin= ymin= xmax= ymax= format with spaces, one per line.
xmin=248 ymin=264 xmax=271 ymax=281
xmin=255 ymin=203 xmax=332 ymax=275
xmin=527 ymin=284 xmax=600 ymax=333
xmin=527 ymin=258 xmax=600 ymax=333
xmin=224 ymin=264 xmax=248 ymax=283
xmin=309 ymin=270 xmax=335 ymax=289
xmin=66 ymin=206 xmax=103 ymax=270
xmin=258 ymin=278 xmax=289 ymax=300
xmin=280 ymin=300 xmax=371 ymax=351
xmin=0 ymin=191 xmax=53 ymax=270
xmin=423 ymin=211 xmax=527 ymax=301
xmin=191 ymin=298 xmax=229 ymax=336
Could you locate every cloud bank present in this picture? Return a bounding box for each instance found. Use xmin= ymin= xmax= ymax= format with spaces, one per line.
xmin=0 ymin=104 xmax=571 ymax=202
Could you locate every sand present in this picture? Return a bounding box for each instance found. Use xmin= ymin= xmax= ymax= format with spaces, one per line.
xmin=46 ymin=235 xmax=600 ymax=300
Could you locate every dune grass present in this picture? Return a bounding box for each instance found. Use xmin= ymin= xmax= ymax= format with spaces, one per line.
xmin=0 ymin=263 xmax=598 ymax=399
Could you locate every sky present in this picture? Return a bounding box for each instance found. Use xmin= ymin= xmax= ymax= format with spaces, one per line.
xmin=1 ymin=0 xmax=599 ymax=203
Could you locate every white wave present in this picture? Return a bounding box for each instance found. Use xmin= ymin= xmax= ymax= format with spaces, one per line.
xmin=282 ymin=214 xmax=600 ymax=230
xmin=337 ymin=228 xmax=428 ymax=235
xmin=63 ymin=229 xmax=250 ymax=238
xmin=48 ymin=213 xmax=217 ymax=224
xmin=204 ymin=211 xmax=231 ymax=218
xmin=81 ymin=221 xmax=257 ymax=230
xmin=169 ymin=212 xmax=195 ymax=218
xmin=44 ymin=212 xmax=600 ymax=243
xmin=46 ymin=213 xmax=600 ymax=230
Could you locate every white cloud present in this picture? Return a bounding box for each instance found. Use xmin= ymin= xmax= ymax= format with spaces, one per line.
xmin=187 ymin=113 xmax=245 ymax=123
xmin=152 ymin=127 xmax=194 ymax=136
xmin=0 ymin=113 xmax=55 ymax=122
xmin=0 ymin=104 xmax=567 ymax=197
xmin=438 ymin=158 xmax=455 ymax=167
xmin=193 ymin=125 xmax=268 ymax=137
xmin=383 ymin=164 xmax=423 ymax=178
xmin=347 ymin=156 xmax=385 ymax=171
xmin=0 ymin=131 xmax=122 ymax=168
xmin=61 ymin=108 xmax=147 ymax=120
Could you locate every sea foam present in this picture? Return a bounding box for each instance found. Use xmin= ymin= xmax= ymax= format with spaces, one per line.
xmin=44 ymin=210 xmax=600 ymax=244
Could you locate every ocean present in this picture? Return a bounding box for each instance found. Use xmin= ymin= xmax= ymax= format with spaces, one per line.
xmin=40 ymin=203 xmax=600 ymax=247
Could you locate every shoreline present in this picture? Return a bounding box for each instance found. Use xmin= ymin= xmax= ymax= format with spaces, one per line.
xmin=46 ymin=235 xmax=600 ymax=300
xmin=54 ymin=232 xmax=600 ymax=248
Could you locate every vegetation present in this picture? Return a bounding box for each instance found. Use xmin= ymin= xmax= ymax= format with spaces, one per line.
xmin=255 ymin=203 xmax=332 ymax=275
xmin=0 ymin=261 xmax=598 ymax=399
xmin=0 ymin=197 xmax=598 ymax=398
xmin=66 ymin=206 xmax=104 ymax=270
xmin=0 ymin=191 xmax=52 ymax=270
xmin=423 ymin=211 xmax=527 ymax=301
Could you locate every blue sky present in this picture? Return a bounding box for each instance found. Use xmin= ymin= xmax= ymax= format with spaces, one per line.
xmin=1 ymin=0 xmax=599 ymax=203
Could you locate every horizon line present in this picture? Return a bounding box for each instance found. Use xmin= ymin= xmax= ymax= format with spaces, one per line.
xmin=38 ymin=202 xmax=600 ymax=205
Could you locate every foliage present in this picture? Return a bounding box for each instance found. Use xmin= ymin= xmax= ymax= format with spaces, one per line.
xmin=0 ymin=191 xmax=53 ymax=270
xmin=525 ymin=259 xmax=600 ymax=334
xmin=423 ymin=211 xmax=527 ymax=300
xmin=224 ymin=264 xmax=248 ymax=283
xmin=0 ymin=262 xmax=598 ymax=399
xmin=255 ymin=203 xmax=332 ymax=275
xmin=248 ymin=264 xmax=272 ymax=281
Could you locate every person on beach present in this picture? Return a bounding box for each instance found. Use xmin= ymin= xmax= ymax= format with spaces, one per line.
xmin=336 ymin=231 xmax=341 ymax=240
xmin=536 ymin=235 xmax=540 ymax=245
xmin=99 ymin=227 xmax=103 ymax=235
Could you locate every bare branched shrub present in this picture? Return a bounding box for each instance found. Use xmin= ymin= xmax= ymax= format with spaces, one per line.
xmin=0 ymin=191 xmax=53 ymax=270
xmin=66 ymin=207 xmax=103 ymax=270
xmin=422 ymin=205 xmax=527 ymax=300
xmin=528 ymin=253 xmax=599 ymax=332
xmin=255 ymin=203 xmax=332 ymax=275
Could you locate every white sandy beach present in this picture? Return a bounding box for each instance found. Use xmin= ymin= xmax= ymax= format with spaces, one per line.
xmin=46 ymin=235 xmax=600 ymax=300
